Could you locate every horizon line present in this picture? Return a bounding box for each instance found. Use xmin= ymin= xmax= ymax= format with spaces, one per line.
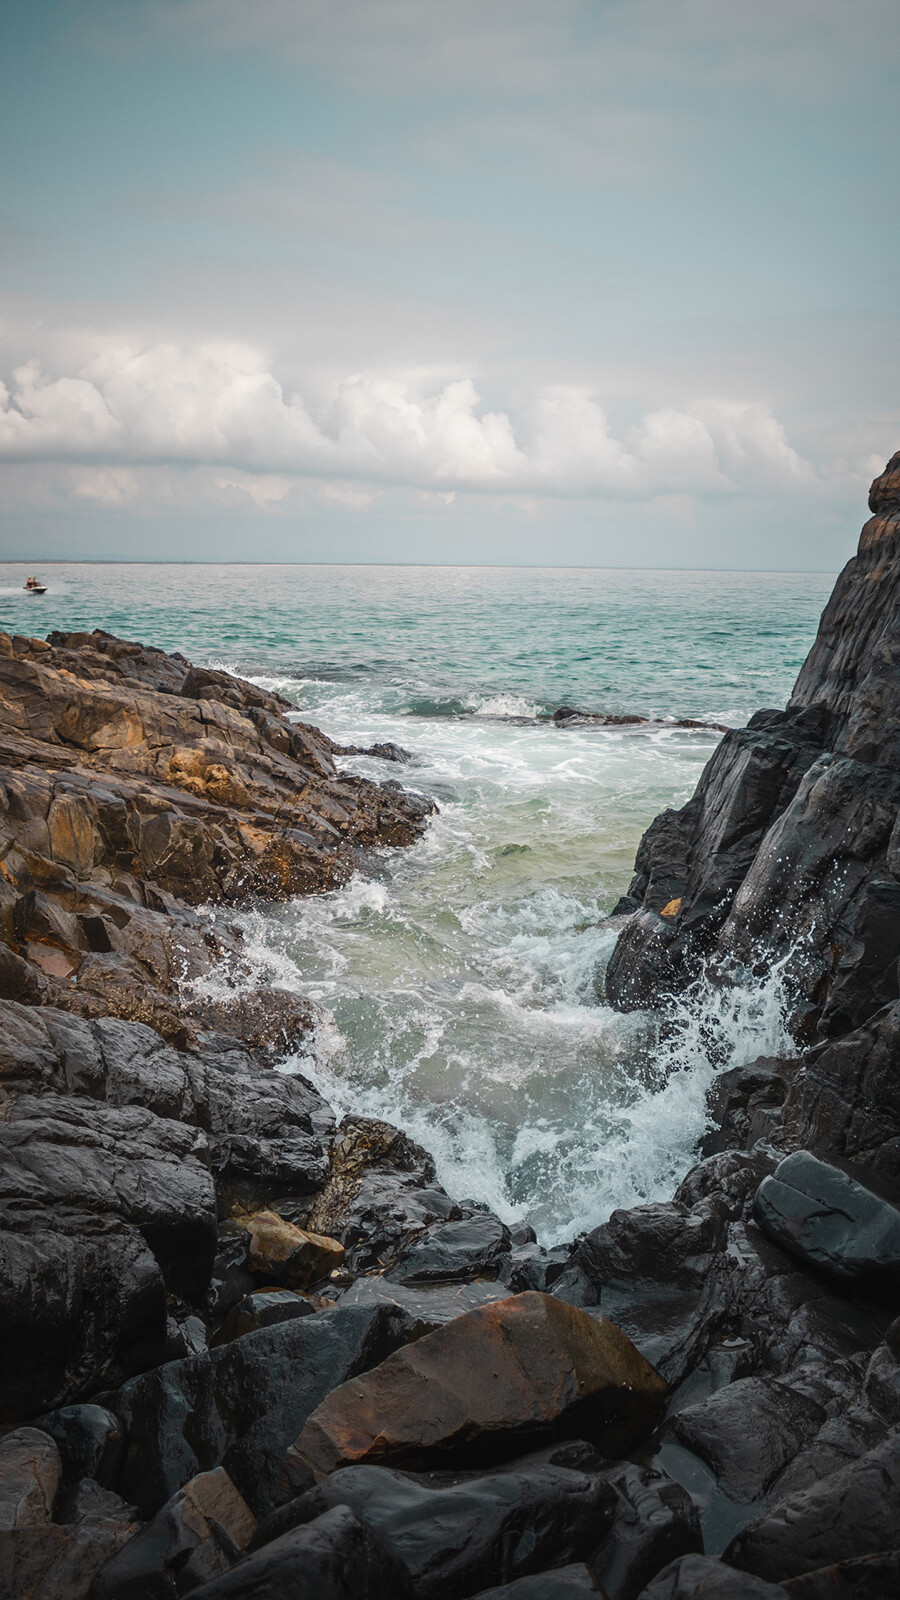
xmin=0 ymin=558 xmax=839 ymax=576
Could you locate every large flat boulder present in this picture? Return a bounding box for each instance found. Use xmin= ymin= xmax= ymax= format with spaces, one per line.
xmin=752 ymin=1151 xmax=900 ymax=1294
xmin=295 ymin=1292 xmax=666 ymax=1475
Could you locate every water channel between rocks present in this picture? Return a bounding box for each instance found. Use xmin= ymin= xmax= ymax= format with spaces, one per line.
xmin=0 ymin=561 xmax=834 ymax=1243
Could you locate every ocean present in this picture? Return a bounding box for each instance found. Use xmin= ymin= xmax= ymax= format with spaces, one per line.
xmin=0 ymin=561 xmax=835 ymax=1242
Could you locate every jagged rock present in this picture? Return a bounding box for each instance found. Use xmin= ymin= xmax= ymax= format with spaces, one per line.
xmin=0 ymin=1209 xmax=167 ymax=1421
xmin=239 ymin=1209 xmax=344 ymax=1288
xmin=752 ymin=1151 xmax=900 ymax=1294
xmin=91 ymin=1467 xmax=257 ymax=1599
xmin=215 ymin=1289 xmax=317 ymax=1344
xmin=725 ymin=1424 xmax=900 ymax=1583
xmin=604 ymin=455 xmax=900 ymax=1036
xmin=295 ymin=1293 xmax=666 ymax=1476
xmin=54 ymin=1477 xmax=136 ymax=1526
xmin=671 ymin=1377 xmax=826 ymax=1502
xmin=0 ymin=1089 xmax=217 ymax=1297
xmin=863 ymin=1317 xmax=900 ymax=1423
xmin=780 ymin=1002 xmax=900 ymax=1188
xmin=254 ymin=1445 xmax=617 ymax=1600
xmin=588 ymin=1462 xmax=702 ymax=1600
xmin=339 ymin=1275 xmax=515 ymax=1333
xmin=0 ymin=1428 xmax=60 ymax=1529
xmin=637 ymin=1553 xmax=788 ymax=1597
xmin=111 ymin=1301 xmax=416 ymax=1518
xmin=700 ymin=1060 xmax=795 ymax=1158
xmin=35 ymin=1404 xmax=124 ymax=1488
xmin=300 ymin=1114 xmax=463 ymax=1275
xmin=184 ymin=1504 xmax=415 ymax=1600
xmin=553 ymin=1199 xmax=729 ymax=1387
xmin=386 ymin=1213 xmax=511 ymax=1285
xmin=0 ymin=629 xmax=433 ymax=1034
xmin=0 ymin=1520 xmax=139 ymax=1600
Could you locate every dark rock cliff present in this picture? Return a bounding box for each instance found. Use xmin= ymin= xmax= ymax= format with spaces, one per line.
xmin=605 ymin=453 xmax=900 ymax=1041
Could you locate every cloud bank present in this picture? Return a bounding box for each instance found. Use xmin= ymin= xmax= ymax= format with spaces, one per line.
xmin=0 ymin=335 xmax=825 ymax=508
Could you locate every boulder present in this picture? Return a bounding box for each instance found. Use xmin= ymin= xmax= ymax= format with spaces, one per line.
xmin=91 ymin=1467 xmax=257 ymax=1599
xmin=781 ymin=1550 xmax=900 ymax=1597
xmin=0 ymin=1207 xmax=168 ymax=1420
xmin=253 ymin=1445 xmax=617 ymax=1600
xmin=725 ymin=1424 xmax=900 ymax=1582
xmin=339 ymin=1275 xmax=514 ymax=1333
xmin=295 ymin=1293 xmax=666 ymax=1475
xmin=240 ymin=1210 xmax=344 ymax=1288
xmin=588 ymin=1463 xmax=703 ymax=1600
xmin=181 ymin=1505 xmax=414 ymax=1600
xmin=35 ymin=1404 xmax=124 ymax=1488
xmin=302 ymin=1115 xmax=462 ymax=1276
xmin=0 ymin=1428 xmax=60 ymax=1529
xmin=0 ymin=1520 xmax=138 ymax=1600
xmin=752 ymin=1151 xmax=900 ymax=1294
xmin=671 ymin=1377 xmax=826 ymax=1502
xmin=386 ymin=1213 xmax=511 ymax=1285
xmin=0 ymin=1091 xmax=217 ymax=1302
xmin=636 ymin=1553 xmax=789 ymax=1597
xmin=215 ymin=1289 xmax=317 ymax=1344
xmin=111 ymin=1301 xmax=416 ymax=1518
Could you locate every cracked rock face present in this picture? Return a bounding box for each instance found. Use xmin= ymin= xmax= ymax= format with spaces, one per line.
xmin=0 ymin=627 xmax=433 ymax=1042
xmin=604 ymin=452 xmax=900 ymax=1040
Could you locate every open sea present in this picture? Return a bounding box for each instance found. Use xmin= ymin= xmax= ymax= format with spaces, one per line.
xmin=0 ymin=562 xmax=835 ymax=1242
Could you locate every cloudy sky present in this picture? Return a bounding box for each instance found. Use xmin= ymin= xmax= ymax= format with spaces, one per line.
xmin=1 ymin=1 xmax=897 ymax=567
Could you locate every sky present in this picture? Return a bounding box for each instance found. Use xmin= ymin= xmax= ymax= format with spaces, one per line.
xmin=0 ymin=0 xmax=897 ymax=568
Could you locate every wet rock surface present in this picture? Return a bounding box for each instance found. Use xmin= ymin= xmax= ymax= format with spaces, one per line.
xmin=605 ymin=451 xmax=900 ymax=1037
xmin=0 ymin=627 xmax=433 ymax=1042
xmin=4 ymin=463 xmax=900 ymax=1596
xmin=295 ymin=1293 xmax=667 ymax=1475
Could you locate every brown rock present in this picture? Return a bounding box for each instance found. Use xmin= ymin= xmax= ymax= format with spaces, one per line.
xmin=241 ymin=1210 xmax=345 ymax=1288
xmin=92 ymin=1466 xmax=256 ymax=1599
xmin=294 ymin=1290 xmax=666 ymax=1475
xmin=0 ymin=1428 xmax=61 ymax=1529
xmin=0 ymin=1521 xmax=137 ymax=1600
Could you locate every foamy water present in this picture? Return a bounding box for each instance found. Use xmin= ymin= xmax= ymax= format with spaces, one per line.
xmin=0 ymin=561 xmax=829 ymax=1242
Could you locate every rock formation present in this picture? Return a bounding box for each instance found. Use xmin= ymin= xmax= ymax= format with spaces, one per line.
xmin=606 ymin=451 xmax=900 ymax=1042
xmin=2 ymin=459 xmax=900 ymax=1597
xmin=0 ymin=627 xmax=433 ymax=1044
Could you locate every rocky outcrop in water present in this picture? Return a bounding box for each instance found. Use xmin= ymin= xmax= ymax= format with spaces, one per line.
xmin=0 ymin=627 xmax=433 ymax=1044
xmin=605 ymin=453 xmax=900 ymax=1042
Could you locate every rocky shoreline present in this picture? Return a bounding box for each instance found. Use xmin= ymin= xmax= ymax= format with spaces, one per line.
xmin=1 ymin=456 xmax=899 ymax=1600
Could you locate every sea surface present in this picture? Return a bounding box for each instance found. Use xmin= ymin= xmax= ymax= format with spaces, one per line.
xmin=0 ymin=562 xmax=835 ymax=1242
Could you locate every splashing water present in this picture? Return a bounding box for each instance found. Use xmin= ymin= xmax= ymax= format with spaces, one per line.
xmin=2 ymin=561 xmax=825 ymax=1245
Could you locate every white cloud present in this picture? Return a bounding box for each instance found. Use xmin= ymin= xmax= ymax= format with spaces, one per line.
xmin=0 ymin=332 xmax=835 ymax=506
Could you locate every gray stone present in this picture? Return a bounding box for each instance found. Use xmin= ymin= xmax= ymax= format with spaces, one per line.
xmin=753 ymin=1151 xmax=900 ymax=1294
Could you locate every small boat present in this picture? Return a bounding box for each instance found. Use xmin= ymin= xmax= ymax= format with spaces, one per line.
xmin=24 ymin=577 xmax=47 ymax=594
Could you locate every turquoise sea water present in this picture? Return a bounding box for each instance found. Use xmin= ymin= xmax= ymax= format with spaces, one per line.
xmin=0 ymin=562 xmax=835 ymax=1239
